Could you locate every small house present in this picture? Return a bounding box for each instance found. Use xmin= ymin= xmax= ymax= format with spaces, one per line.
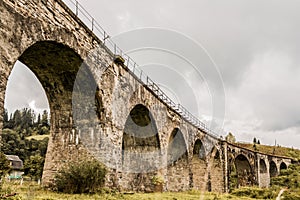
xmin=5 ymin=155 xmax=24 ymax=179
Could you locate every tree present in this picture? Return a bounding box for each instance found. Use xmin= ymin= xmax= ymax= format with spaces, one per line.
xmin=23 ymin=154 xmax=45 ymax=181
xmin=257 ymin=140 xmax=260 ymax=145
xmin=13 ymin=110 xmax=21 ymax=128
xmin=3 ymin=109 xmax=9 ymax=128
xmin=225 ymin=132 xmax=236 ymax=143
xmin=253 ymin=137 xmax=257 ymax=144
xmin=0 ymin=152 xmax=10 ymax=189
xmin=41 ymin=110 xmax=49 ymax=127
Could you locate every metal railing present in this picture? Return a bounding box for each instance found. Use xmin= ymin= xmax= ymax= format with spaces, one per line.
xmin=62 ymin=0 xmax=220 ymax=139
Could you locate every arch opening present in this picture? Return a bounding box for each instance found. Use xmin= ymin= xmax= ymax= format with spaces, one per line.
xmin=1 ymin=41 xmax=101 ymax=185
xmin=167 ymin=128 xmax=188 ymax=165
xmin=233 ymin=154 xmax=254 ymax=188
xmin=193 ymin=139 xmax=205 ymax=160
xmin=122 ymin=104 xmax=160 ymax=170
xmin=280 ymin=162 xmax=287 ymax=172
xmin=121 ymin=104 xmax=161 ymax=191
xmin=269 ymin=161 xmax=278 ymax=178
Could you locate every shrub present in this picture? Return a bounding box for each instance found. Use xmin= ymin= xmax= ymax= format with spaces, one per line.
xmin=231 ymin=187 xmax=278 ymax=199
xmin=54 ymin=158 xmax=107 ymax=194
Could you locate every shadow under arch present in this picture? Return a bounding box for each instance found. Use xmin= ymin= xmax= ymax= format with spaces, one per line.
xmin=279 ymin=162 xmax=287 ymax=172
xmin=269 ymin=160 xmax=278 ymax=178
xmin=10 ymin=40 xmax=100 ymax=184
xmin=167 ymin=128 xmax=189 ymax=191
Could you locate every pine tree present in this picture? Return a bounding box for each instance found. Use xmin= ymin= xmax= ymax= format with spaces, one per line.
xmin=253 ymin=137 xmax=257 ymax=144
xmin=41 ymin=110 xmax=49 ymax=127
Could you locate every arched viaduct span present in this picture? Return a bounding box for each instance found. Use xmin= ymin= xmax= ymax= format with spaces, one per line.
xmin=0 ymin=0 xmax=293 ymax=193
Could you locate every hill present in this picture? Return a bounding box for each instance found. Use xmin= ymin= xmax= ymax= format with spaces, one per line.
xmin=235 ymin=142 xmax=300 ymax=161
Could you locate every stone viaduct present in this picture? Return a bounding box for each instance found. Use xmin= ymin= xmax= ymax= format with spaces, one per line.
xmin=0 ymin=0 xmax=293 ymax=193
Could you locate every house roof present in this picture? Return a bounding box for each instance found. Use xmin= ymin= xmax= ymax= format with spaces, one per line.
xmin=5 ymin=155 xmax=23 ymax=170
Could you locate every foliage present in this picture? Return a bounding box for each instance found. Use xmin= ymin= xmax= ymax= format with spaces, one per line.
xmin=23 ymin=155 xmax=44 ymax=181
xmin=1 ymin=108 xmax=50 ymax=180
xmin=231 ymin=187 xmax=278 ymax=199
xmin=225 ymin=132 xmax=236 ymax=143
xmin=0 ymin=152 xmax=10 ymax=190
xmin=271 ymin=165 xmax=299 ymax=188
xmin=151 ymin=175 xmax=165 ymax=185
xmin=54 ymin=159 xmax=107 ymax=194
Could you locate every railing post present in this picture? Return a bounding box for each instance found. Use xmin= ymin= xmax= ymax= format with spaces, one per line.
xmin=133 ymin=63 xmax=136 ymax=73
xmin=92 ymin=18 xmax=94 ymax=31
xmin=75 ymin=1 xmax=78 ymax=16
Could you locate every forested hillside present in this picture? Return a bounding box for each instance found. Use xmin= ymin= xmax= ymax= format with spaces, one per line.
xmin=1 ymin=108 xmax=50 ymax=180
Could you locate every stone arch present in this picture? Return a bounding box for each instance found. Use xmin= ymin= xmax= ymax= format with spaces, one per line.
xmin=1 ymin=39 xmax=101 ymax=185
xmin=259 ymin=159 xmax=269 ymax=188
xmin=122 ymin=104 xmax=160 ymax=168
xmin=269 ymin=161 xmax=278 ymax=178
xmin=233 ymin=154 xmax=254 ymax=187
xmin=121 ymin=104 xmax=161 ymax=191
xmin=191 ymin=139 xmax=207 ymax=190
xmin=0 ymin=0 xmax=115 ymax=186
xmin=279 ymin=162 xmax=287 ymax=172
xmin=167 ymin=128 xmax=189 ymax=191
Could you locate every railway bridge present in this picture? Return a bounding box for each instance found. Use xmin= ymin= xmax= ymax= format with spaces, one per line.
xmin=0 ymin=0 xmax=293 ymax=192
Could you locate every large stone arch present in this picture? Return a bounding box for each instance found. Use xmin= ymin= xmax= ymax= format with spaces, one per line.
xmin=0 ymin=0 xmax=113 ymax=185
xmin=191 ymin=139 xmax=207 ymax=191
xmin=166 ymin=128 xmax=189 ymax=191
xmin=233 ymin=154 xmax=254 ymax=188
xmin=259 ymin=159 xmax=269 ymax=188
xmin=120 ymin=104 xmax=161 ymax=191
xmin=269 ymin=160 xmax=278 ymax=178
xmin=2 ymin=40 xmax=101 ymax=184
xmin=209 ymin=146 xmax=223 ymax=192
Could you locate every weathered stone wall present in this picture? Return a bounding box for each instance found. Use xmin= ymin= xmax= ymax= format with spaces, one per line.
xmin=210 ymin=150 xmax=224 ymax=193
xmin=191 ymin=156 xmax=207 ymax=190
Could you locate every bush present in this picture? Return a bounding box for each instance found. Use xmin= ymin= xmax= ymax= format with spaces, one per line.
xmin=54 ymin=159 xmax=107 ymax=194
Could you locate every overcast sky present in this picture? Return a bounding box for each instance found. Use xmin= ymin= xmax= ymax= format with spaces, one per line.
xmin=5 ymin=0 xmax=300 ymax=148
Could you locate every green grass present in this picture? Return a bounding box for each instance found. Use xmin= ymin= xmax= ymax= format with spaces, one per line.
xmin=1 ymin=181 xmax=261 ymax=200
xmin=25 ymin=134 xmax=49 ymax=141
